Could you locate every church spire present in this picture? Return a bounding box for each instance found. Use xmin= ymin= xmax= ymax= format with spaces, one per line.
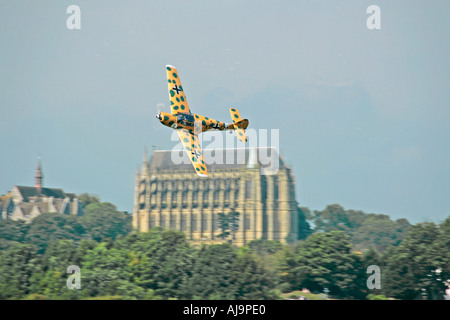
xmin=136 ymin=165 xmax=141 ymax=181
xmin=142 ymin=146 xmax=149 ymax=175
xmin=35 ymin=157 xmax=43 ymax=193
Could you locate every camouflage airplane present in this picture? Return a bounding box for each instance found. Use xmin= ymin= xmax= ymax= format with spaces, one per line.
xmin=156 ymin=65 xmax=249 ymax=177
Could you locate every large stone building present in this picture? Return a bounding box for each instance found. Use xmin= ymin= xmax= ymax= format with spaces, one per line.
xmin=0 ymin=159 xmax=84 ymax=221
xmin=133 ymin=147 xmax=299 ymax=246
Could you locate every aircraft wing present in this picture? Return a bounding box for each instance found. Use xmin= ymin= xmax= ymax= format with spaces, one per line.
xmin=166 ymin=65 xmax=191 ymax=115
xmin=176 ymin=128 xmax=208 ymax=177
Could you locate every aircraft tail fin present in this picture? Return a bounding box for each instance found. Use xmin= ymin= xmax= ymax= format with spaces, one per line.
xmin=229 ymin=108 xmax=248 ymax=143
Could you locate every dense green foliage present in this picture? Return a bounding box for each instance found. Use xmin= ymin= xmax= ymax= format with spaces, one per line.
xmin=217 ymin=208 xmax=240 ymax=242
xmin=303 ymin=204 xmax=411 ymax=252
xmin=0 ymin=199 xmax=448 ymax=300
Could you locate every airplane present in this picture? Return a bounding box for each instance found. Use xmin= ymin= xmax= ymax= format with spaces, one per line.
xmin=156 ymin=65 xmax=249 ymax=177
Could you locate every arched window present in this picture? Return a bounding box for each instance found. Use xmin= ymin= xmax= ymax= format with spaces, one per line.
xmin=172 ymin=191 xmax=178 ymax=208
xmin=224 ymin=189 xmax=230 ymax=208
xmin=182 ymin=191 xmax=188 ymax=208
xmin=192 ymin=190 xmax=199 ymax=208
xmin=161 ymin=191 xmax=167 ymax=209
xmin=213 ymin=190 xmax=220 ymax=208
xmin=203 ymin=190 xmax=209 ymax=208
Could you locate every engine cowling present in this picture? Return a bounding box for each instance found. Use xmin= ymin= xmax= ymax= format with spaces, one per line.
xmin=156 ymin=112 xmax=178 ymax=128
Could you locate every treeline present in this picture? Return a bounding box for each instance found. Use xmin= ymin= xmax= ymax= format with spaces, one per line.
xmin=0 ymin=199 xmax=448 ymax=300
xmin=300 ymin=204 xmax=412 ymax=252
xmin=0 ymin=197 xmax=132 ymax=253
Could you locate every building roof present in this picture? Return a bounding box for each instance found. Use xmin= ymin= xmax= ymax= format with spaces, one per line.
xmin=148 ymin=147 xmax=283 ymax=175
xmin=15 ymin=186 xmax=66 ymax=202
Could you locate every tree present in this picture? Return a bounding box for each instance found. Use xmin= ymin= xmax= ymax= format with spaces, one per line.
xmin=183 ymin=243 xmax=237 ymax=299
xmin=77 ymin=193 xmax=101 ymax=208
xmin=0 ymin=243 xmax=38 ymax=299
xmin=114 ymin=228 xmax=194 ymax=299
xmin=436 ymin=217 xmax=450 ymax=288
xmin=297 ymin=207 xmax=312 ymax=240
xmin=80 ymin=202 xmax=132 ymax=242
xmin=25 ymin=213 xmax=86 ymax=254
xmin=78 ymin=241 xmax=149 ymax=299
xmin=382 ymin=222 xmax=448 ymax=300
xmin=146 ymin=229 xmax=194 ymax=298
xmin=282 ymin=231 xmax=366 ymax=299
xmin=27 ymin=239 xmax=84 ymax=299
xmin=0 ymin=219 xmax=29 ymax=250
xmin=352 ymin=216 xmax=410 ymax=252
xmin=307 ymin=204 xmax=410 ymax=252
xmin=217 ymin=208 xmax=240 ymax=242
xmin=309 ymin=204 xmax=354 ymax=234
xmin=248 ymin=239 xmax=283 ymax=256
xmin=230 ymin=250 xmax=279 ymax=299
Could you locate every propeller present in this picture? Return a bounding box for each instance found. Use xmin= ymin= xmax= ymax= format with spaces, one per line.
xmin=153 ymin=102 xmax=166 ymax=129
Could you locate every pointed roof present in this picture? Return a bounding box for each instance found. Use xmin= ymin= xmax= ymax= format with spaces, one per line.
xmin=15 ymin=186 xmax=66 ymax=202
xmin=143 ymin=146 xmax=148 ymax=164
xmin=36 ymin=157 xmax=43 ymax=175
xmin=142 ymin=146 xmax=149 ymax=175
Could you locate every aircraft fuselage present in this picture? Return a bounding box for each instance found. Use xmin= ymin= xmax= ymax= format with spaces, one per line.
xmin=156 ymin=111 xmax=231 ymax=133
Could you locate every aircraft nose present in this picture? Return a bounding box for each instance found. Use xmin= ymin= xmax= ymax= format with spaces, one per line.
xmin=156 ymin=113 xmax=162 ymax=121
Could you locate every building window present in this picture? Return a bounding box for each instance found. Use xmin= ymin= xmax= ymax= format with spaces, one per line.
xmin=182 ymin=191 xmax=188 ymax=208
xmin=139 ymin=194 xmax=145 ymax=209
xmin=139 ymin=181 xmax=146 ymax=194
xmin=161 ymin=191 xmax=167 ymax=209
xmin=172 ymin=191 xmax=178 ymax=208
xmin=151 ymin=196 xmax=156 ymax=209
xmin=192 ymin=191 xmax=198 ymax=208
xmin=192 ymin=214 xmax=198 ymax=232
xmin=245 ymin=213 xmax=251 ymax=230
xmin=274 ymin=183 xmax=278 ymax=200
xmin=150 ymin=182 xmax=157 ymax=194
xmin=213 ymin=190 xmax=220 ymax=207
xmin=224 ymin=189 xmax=230 ymax=208
xmin=245 ymin=180 xmax=252 ymax=199
xmin=203 ymin=190 xmax=209 ymax=208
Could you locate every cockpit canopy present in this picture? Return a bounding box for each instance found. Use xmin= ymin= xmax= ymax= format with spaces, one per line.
xmin=177 ymin=113 xmax=195 ymax=124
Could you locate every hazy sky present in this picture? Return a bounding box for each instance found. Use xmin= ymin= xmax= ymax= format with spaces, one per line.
xmin=1 ymin=1 xmax=449 ymax=223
